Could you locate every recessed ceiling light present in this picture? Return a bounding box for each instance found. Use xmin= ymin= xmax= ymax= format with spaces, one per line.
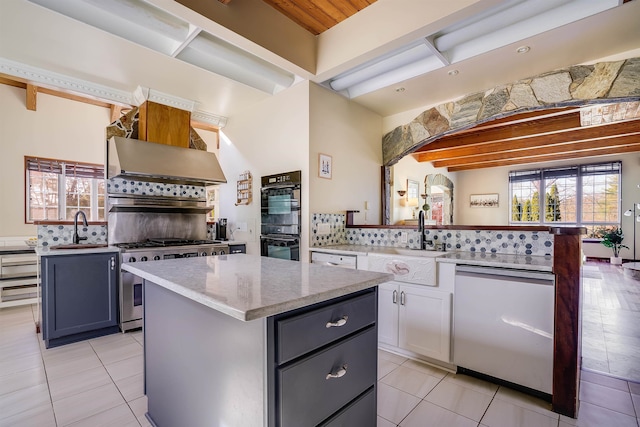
xmin=516 ymin=46 xmax=531 ymax=54
xmin=395 ymin=87 xmax=406 ymax=92
xmin=448 ymin=70 xmax=459 ymax=76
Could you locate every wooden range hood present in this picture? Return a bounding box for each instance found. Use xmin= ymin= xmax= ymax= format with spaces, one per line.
xmin=137 ymin=101 xmax=192 ymax=148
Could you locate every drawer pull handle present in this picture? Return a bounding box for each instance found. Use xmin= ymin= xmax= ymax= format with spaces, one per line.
xmin=392 ymin=290 xmax=397 ymax=304
xmin=326 ymin=316 xmax=348 ymax=328
xmin=400 ymin=291 xmax=406 ymax=306
xmin=326 ymin=365 xmax=348 ymax=380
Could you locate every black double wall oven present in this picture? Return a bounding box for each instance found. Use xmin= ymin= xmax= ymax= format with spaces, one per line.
xmin=260 ymin=170 xmax=301 ymax=261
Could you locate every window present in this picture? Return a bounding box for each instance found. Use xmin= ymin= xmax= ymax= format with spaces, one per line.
xmin=25 ymin=156 xmax=105 ymax=222
xmin=509 ymin=161 xmax=621 ymax=237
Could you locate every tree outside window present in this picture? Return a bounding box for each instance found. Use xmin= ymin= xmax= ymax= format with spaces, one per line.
xmin=508 ymin=162 xmax=621 ymax=235
xmin=25 ymin=157 xmax=105 ymax=223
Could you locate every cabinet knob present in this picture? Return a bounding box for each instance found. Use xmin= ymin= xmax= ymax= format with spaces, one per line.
xmin=325 ymin=365 xmax=348 ymax=380
xmin=325 ymin=315 xmax=348 ymax=328
xmin=110 ymin=257 xmax=115 ymax=270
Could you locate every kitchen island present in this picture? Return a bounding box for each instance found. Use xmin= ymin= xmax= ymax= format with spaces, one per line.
xmin=122 ymin=254 xmax=392 ymax=427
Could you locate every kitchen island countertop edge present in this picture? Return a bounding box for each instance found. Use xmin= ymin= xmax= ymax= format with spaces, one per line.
xmin=122 ymin=254 xmax=393 ymax=321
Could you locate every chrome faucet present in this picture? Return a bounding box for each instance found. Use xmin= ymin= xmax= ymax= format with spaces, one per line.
xmin=73 ymin=210 xmax=88 ymax=244
xmin=418 ymin=209 xmax=425 ymax=249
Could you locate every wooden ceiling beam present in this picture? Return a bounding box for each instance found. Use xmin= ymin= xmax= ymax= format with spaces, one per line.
xmin=415 ymin=112 xmax=583 ymax=153
xmin=25 ymin=84 xmax=37 ymax=111
xmin=414 ymin=119 xmax=640 ymax=162
xmin=432 ymin=133 xmax=640 ymax=168
xmin=446 ymin=143 xmax=640 ymax=172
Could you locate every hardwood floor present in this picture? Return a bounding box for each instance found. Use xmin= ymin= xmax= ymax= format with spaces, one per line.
xmin=582 ymin=261 xmax=640 ymax=382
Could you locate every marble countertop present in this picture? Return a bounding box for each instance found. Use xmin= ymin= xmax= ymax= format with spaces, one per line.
xmin=437 ymin=251 xmax=553 ymax=272
xmin=122 ymin=254 xmax=393 ymax=321
xmin=36 ymin=245 xmax=119 ymax=256
xmin=310 ymin=245 xmax=553 ymax=272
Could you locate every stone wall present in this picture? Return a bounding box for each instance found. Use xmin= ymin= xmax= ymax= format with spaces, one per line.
xmin=383 ymin=57 xmax=640 ymax=166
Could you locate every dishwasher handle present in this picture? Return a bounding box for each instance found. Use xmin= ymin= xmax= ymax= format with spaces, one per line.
xmin=455 ymin=265 xmax=555 ymax=283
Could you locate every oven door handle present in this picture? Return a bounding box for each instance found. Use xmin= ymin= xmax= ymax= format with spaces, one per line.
xmin=261 ymin=183 xmax=298 ymax=190
xmin=262 ymin=236 xmax=299 ymax=243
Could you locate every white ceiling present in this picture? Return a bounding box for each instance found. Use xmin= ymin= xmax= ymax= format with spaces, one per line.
xmin=1 ymin=0 xmax=640 ymax=120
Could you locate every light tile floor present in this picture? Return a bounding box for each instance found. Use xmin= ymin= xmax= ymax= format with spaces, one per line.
xmin=1 ymin=287 xmax=639 ymax=426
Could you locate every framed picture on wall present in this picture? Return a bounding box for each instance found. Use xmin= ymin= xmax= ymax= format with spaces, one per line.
xmin=470 ymin=193 xmax=499 ymax=208
xmin=319 ymin=153 xmax=332 ymax=179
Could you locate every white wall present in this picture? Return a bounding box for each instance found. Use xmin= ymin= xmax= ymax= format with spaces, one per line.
xmin=308 ymin=83 xmax=383 ymax=225
xmin=0 ymin=84 xmax=220 ymax=239
xmin=217 ymin=81 xmax=310 ymax=255
xmin=0 ymin=85 xmax=110 ymax=237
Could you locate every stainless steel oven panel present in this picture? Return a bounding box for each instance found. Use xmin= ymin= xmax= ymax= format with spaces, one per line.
xmin=120 ymin=270 xmax=143 ymax=332
xmin=118 ymin=244 xmax=229 ymax=332
xmin=108 ymin=212 xmax=207 ymax=245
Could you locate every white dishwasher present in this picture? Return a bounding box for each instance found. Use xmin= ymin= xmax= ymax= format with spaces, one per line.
xmin=453 ymin=265 xmax=555 ymax=395
xmin=310 ymin=251 xmax=357 ymax=269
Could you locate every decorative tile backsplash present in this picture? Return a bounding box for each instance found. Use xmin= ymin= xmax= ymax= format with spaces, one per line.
xmin=345 ymin=228 xmax=553 ymax=256
xmin=37 ymin=225 xmax=108 ymax=247
xmin=310 ymin=214 xmax=348 ymax=246
xmin=312 ymin=213 xmax=554 ymax=256
xmin=107 ymin=178 xmax=205 ymax=198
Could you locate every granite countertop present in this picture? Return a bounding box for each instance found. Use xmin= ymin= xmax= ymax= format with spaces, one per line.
xmin=122 ymin=254 xmax=393 ymax=321
xmin=36 ymin=245 xmax=119 ymax=256
xmin=437 ymin=251 xmax=553 ymax=272
xmin=310 ymin=245 xmax=553 ymax=272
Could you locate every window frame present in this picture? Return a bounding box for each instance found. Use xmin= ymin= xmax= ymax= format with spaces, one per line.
xmin=24 ymin=156 xmax=105 ymax=223
xmin=508 ymin=161 xmax=621 ymax=234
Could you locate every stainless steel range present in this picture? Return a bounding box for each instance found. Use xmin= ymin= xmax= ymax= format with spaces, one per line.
xmin=115 ymin=238 xmax=228 ymax=332
xmin=108 ymin=194 xmax=225 ymax=332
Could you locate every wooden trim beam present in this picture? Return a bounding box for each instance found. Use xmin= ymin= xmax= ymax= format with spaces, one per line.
xmin=446 ymin=143 xmax=640 ymax=171
xmin=190 ymin=121 xmax=220 ymax=132
xmin=1 ymin=73 xmax=129 ymax=112
xmin=25 ymin=84 xmax=37 ymax=111
xmin=415 ymin=116 xmax=640 ymax=162
xmin=431 ymin=133 xmax=640 ymax=168
xmin=551 ymin=230 xmax=584 ymax=417
xmin=110 ymin=105 xmax=122 ymax=123
xmin=415 ymin=112 xmax=582 ymax=153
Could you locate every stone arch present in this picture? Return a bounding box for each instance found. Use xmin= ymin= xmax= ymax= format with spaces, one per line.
xmin=381 ymin=57 xmax=640 ymax=224
xmin=382 ymin=57 xmax=640 ymax=166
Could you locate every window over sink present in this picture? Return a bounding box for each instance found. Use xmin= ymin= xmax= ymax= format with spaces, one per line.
xmin=25 ymin=156 xmax=105 ymax=222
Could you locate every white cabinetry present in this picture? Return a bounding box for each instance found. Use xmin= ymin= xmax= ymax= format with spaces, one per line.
xmin=369 ymin=254 xmax=454 ymax=364
xmin=0 ymin=250 xmax=38 ymax=308
xmin=378 ymin=281 xmax=451 ymax=362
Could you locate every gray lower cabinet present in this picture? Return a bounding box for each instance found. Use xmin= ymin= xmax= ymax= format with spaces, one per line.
xmin=143 ymin=283 xmax=378 ymax=427
xmin=41 ymin=252 xmax=119 ymax=348
xmin=268 ymin=289 xmax=378 ymax=427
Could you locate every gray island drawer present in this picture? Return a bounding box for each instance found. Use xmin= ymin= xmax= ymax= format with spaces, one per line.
xmin=276 ymin=290 xmax=376 ymax=363
xmin=320 ymin=387 xmax=376 ymax=427
xmin=278 ymin=327 xmax=377 ymax=427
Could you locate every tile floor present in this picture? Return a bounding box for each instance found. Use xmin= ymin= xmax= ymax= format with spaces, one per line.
xmin=1 ymin=263 xmax=639 ymax=426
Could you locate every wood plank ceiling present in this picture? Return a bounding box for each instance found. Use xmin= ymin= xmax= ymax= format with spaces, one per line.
xmin=218 ymin=0 xmax=377 ymax=35
xmin=412 ymin=102 xmax=640 ymax=172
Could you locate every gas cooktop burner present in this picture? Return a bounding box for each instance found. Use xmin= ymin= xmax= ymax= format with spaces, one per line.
xmin=115 ymin=239 xmax=223 ymax=250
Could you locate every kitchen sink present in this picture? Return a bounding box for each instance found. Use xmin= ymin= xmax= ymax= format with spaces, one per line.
xmin=49 ymin=244 xmax=109 ymax=250
xmin=367 ymin=250 xmax=445 ymax=286
xmin=379 ymin=248 xmax=447 ymax=258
